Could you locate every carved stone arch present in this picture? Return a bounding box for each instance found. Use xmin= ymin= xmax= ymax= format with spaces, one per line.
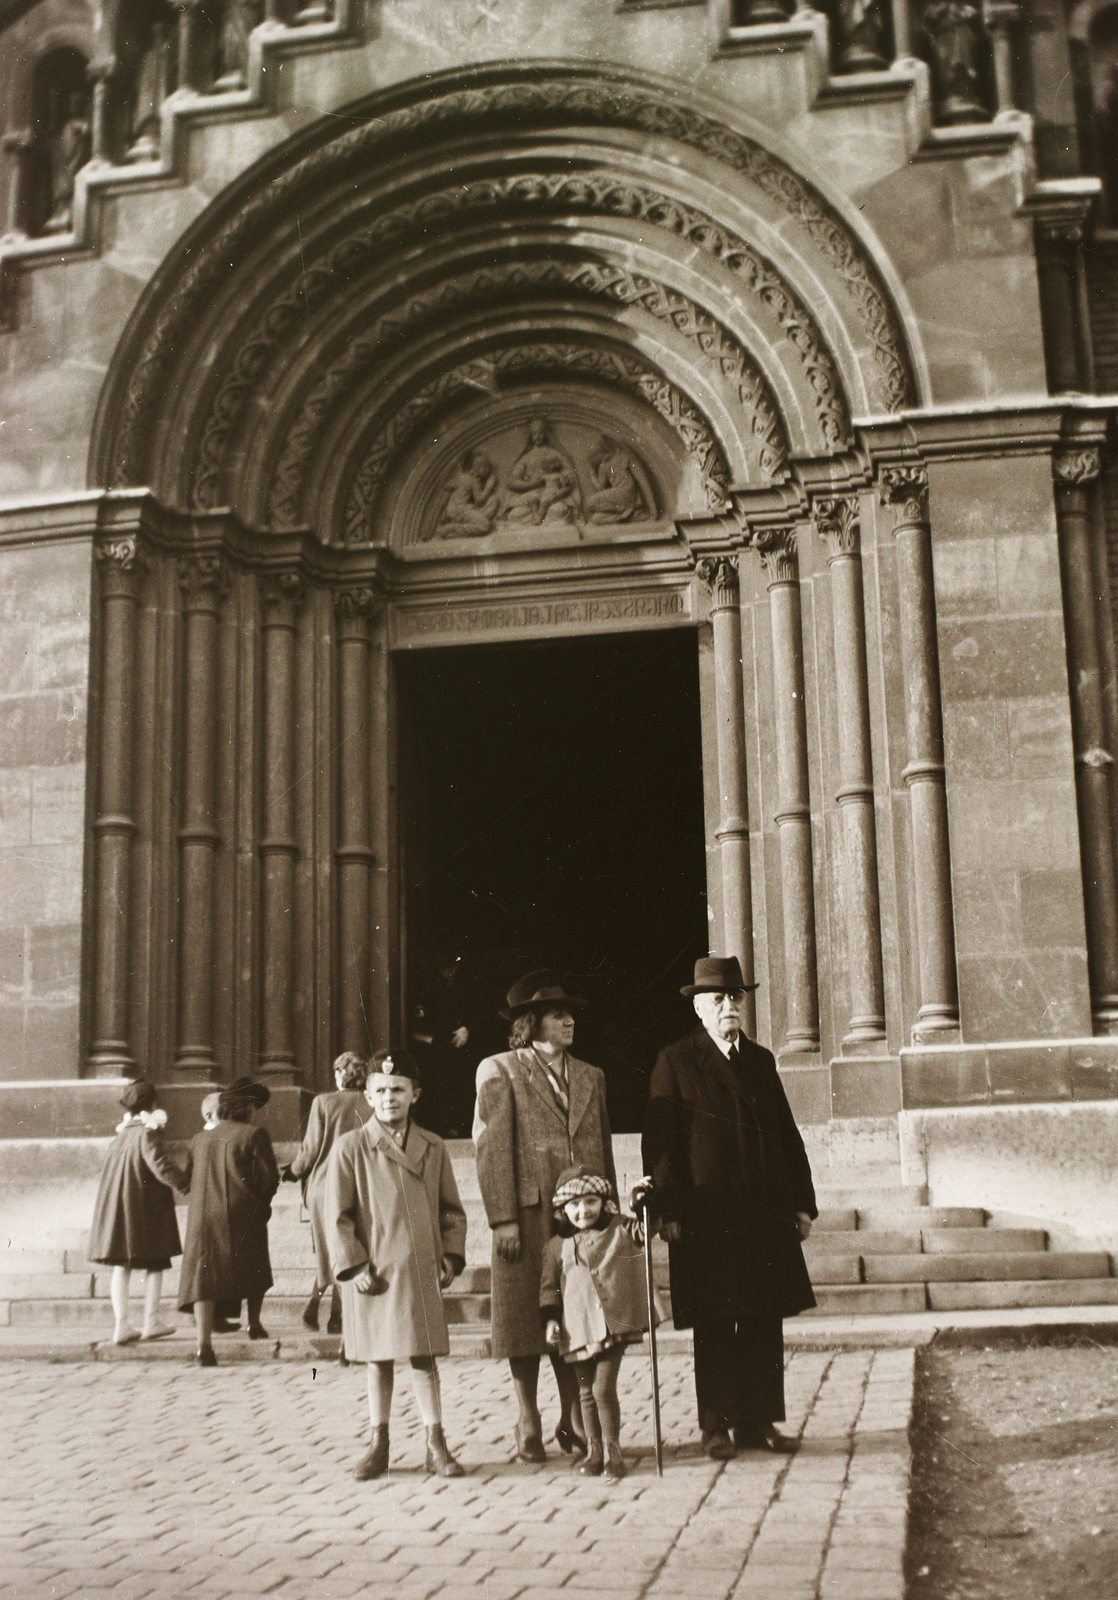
xmin=90 ymin=59 xmax=926 ymax=505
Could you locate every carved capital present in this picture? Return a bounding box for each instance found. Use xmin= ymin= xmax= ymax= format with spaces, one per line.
xmin=334 ymin=586 xmax=378 ymax=639
xmin=753 ymin=527 xmax=799 ymax=587
xmin=177 ymin=554 xmax=229 ymax=613
xmin=694 ymin=555 xmax=740 ymax=611
xmin=260 ymin=569 xmax=305 ymax=627
xmin=1054 ymin=448 xmax=1102 ymax=488
xmin=982 ymin=0 xmax=1021 ymax=31
xmin=814 ymin=496 xmax=860 ymax=560
xmin=879 ymin=466 xmax=929 ymax=529
xmin=96 ymin=536 xmax=146 ymax=599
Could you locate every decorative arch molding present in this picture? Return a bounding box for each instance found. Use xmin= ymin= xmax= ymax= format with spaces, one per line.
xmin=92 ymin=60 xmax=920 ymax=510
xmin=337 ymin=342 xmax=733 ymax=545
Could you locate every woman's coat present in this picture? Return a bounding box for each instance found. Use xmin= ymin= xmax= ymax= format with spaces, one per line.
xmin=88 ymin=1121 xmax=183 ymax=1269
xmin=325 ymin=1118 xmax=467 ymax=1362
xmin=177 ymin=1119 xmax=280 ymax=1310
xmin=473 ymin=1048 xmax=616 ymax=1359
xmin=288 ymin=1089 xmax=372 ymax=1282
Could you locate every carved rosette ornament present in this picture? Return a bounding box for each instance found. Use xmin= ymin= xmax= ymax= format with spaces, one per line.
xmin=879 ymin=465 xmax=930 ymax=528
xmin=753 ymin=526 xmax=799 ymax=588
xmin=695 ymin=555 xmax=741 ymax=613
xmin=177 ymin=553 xmax=229 ymax=612
xmin=814 ymin=496 xmax=860 ymax=560
xmin=95 ymin=535 xmax=146 ymax=597
xmin=1053 ymin=449 xmax=1102 ymax=488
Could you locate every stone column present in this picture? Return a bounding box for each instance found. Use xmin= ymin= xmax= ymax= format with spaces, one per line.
xmin=983 ymin=0 xmax=1021 ymax=112
xmin=1036 ymin=219 xmax=1091 ymax=395
xmin=696 ymin=556 xmax=756 ymax=1037
xmin=815 ymin=496 xmax=887 ymax=1043
xmin=175 ymin=554 xmax=228 ymax=1075
xmin=335 ymin=587 xmax=376 ymax=1056
xmin=880 ymin=467 xmax=960 ymax=1040
xmin=889 ymin=0 xmax=911 ymax=57
xmin=259 ymin=571 xmax=304 ymax=1082
xmin=176 ymin=0 xmax=203 ymax=92
xmin=1053 ymin=448 xmax=1118 ymax=1033
xmin=1 ymin=130 xmax=32 ymax=239
xmin=753 ymin=526 xmax=819 ymax=1051
xmin=87 ymin=62 xmax=116 ymax=165
xmin=87 ymin=536 xmax=145 ymax=1077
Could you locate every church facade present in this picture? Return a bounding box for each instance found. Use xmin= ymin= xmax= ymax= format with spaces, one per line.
xmin=1 ymin=0 xmax=1117 ymax=1248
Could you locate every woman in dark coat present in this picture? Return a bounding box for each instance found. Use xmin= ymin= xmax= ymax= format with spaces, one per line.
xmin=178 ymin=1078 xmax=279 ymax=1366
xmin=283 ymin=1051 xmax=371 ymax=1332
xmin=88 ymin=1079 xmax=184 ymax=1344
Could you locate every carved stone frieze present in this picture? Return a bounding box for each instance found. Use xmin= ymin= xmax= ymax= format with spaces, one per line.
xmin=1053 ymin=448 xmax=1102 ymax=487
xmin=753 ymin=526 xmax=800 ymax=586
xmin=177 ymin=553 xmax=229 ymax=611
xmin=320 ymin=345 xmax=730 ymax=543
xmin=694 ymin=555 xmax=740 ymax=610
xmin=95 ymin=536 xmax=146 ymax=598
xmin=107 ymin=70 xmax=910 ymax=493
xmin=879 ymin=464 xmax=929 ymax=527
xmin=814 ymin=495 xmax=861 ymax=559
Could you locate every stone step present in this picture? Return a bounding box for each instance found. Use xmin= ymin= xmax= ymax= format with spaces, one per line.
xmin=927 ymin=1279 xmax=1118 ymax=1311
xmin=805 ymin=1227 xmax=1045 ymax=1257
xmin=815 ymin=1185 xmax=928 ymax=1211
xmin=805 ymin=1255 xmax=863 ymax=1285
xmin=807 ymin=1231 xmax=922 ymax=1256
xmin=805 ymin=1284 xmax=927 ymax=1315
xmin=0 ymin=1273 xmax=95 ymax=1300
xmin=813 ymin=1209 xmax=858 ymax=1232
xmin=854 ymin=1203 xmax=976 ymax=1232
xmin=0 ymin=1251 xmax=67 ymax=1275
xmin=863 ymin=1251 xmax=1112 ymax=1284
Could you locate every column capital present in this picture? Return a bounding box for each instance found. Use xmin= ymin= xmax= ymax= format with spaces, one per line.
xmin=752 ymin=526 xmax=799 ymax=587
xmin=177 ymin=553 xmax=229 ymax=612
xmin=1054 ymin=448 xmax=1102 ymax=487
xmin=879 ymin=465 xmax=929 ymax=527
xmin=260 ymin=569 xmax=306 ymax=626
xmin=694 ymin=555 xmax=740 ymax=611
xmin=334 ymin=585 xmax=378 ymax=638
xmin=814 ymin=495 xmax=860 ymax=560
xmin=982 ymin=0 xmax=1022 ymax=30
xmin=96 ymin=535 xmax=147 ymax=598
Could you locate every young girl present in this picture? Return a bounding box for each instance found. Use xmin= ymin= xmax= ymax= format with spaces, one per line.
xmin=88 ymin=1080 xmax=184 ymax=1344
xmin=540 ymin=1164 xmax=656 ymax=1483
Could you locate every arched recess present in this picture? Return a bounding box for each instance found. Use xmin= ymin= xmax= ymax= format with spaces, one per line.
xmin=82 ymin=61 xmax=928 ymax=1104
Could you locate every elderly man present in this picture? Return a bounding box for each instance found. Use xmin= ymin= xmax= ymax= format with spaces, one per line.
xmin=642 ymin=956 xmax=817 ymax=1459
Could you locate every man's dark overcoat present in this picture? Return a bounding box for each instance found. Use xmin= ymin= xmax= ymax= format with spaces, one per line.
xmin=177 ymin=1119 xmax=280 ymax=1310
xmin=642 ymin=1027 xmax=817 ymax=1328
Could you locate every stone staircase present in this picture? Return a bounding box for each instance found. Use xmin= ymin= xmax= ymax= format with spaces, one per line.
xmin=1 ymin=1126 xmax=1115 ymax=1350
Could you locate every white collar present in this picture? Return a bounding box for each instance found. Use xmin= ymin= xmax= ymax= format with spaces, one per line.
xmin=704 ymin=1028 xmax=740 ymax=1059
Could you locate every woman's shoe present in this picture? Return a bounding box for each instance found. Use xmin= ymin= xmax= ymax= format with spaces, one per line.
xmin=515 ymin=1424 xmax=546 ymax=1464
xmin=579 ymin=1439 xmax=604 ymax=1477
xmin=211 ymin=1317 xmax=240 ymax=1334
xmin=425 ymin=1424 xmax=465 ymax=1478
xmin=603 ymin=1442 xmax=627 ymax=1482
xmin=301 ymin=1291 xmax=321 ymax=1332
xmin=247 ymin=1323 xmax=270 ymax=1340
xmin=554 ymin=1424 xmax=588 ymax=1458
xmin=197 ymin=1347 xmax=217 ymax=1367
xmin=354 ymin=1424 xmax=389 ymax=1481
xmin=326 ymin=1289 xmax=342 ymax=1337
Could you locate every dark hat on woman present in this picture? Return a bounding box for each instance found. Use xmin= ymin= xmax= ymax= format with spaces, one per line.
xmin=119 ymin=1079 xmax=158 ymax=1113
xmin=223 ymin=1077 xmax=271 ymax=1108
xmin=367 ymin=1048 xmax=420 ymax=1081
xmin=680 ymin=955 xmax=759 ymax=997
xmin=500 ymin=968 xmax=587 ymax=1021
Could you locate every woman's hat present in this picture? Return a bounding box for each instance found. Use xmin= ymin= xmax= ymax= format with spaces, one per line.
xmin=224 ymin=1077 xmax=271 ymax=1108
xmin=367 ymin=1048 xmax=420 ymax=1081
xmin=500 ymin=968 xmax=587 ymax=1021
xmin=680 ymin=955 xmax=759 ymax=997
xmin=119 ymin=1079 xmax=157 ymax=1113
xmin=551 ymin=1163 xmax=617 ymax=1217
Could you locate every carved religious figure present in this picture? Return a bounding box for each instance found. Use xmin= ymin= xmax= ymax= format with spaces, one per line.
xmin=126 ymin=23 xmax=174 ymax=164
xmin=215 ymin=0 xmax=264 ymax=90
xmin=920 ymin=0 xmax=991 ymax=125
xmin=435 ymin=450 xmax=501 ymax=538
xmin=583 ymin=434 xmax=655 ymax=525
xmin=42 ymin=91 xmax=91 ymax=235
xmin=835 ymin=0 xmax=890 ymax=73
xmin=498 ymin=418 xmax=581 ymax=526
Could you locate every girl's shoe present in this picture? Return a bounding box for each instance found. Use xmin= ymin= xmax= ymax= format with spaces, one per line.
xmin=197 ymin=1347 xmax=217 ymax=1367
xmin=603 ymin=1442 xmax=627 ymax=1482
xmin=554 ymin=1424 xmax=588 ymax=1458
xmin=140 ymin=1323 xmax=176 ymax=1341
xmin=354 ymin=1424 xmax=389 ymax=1480
xmin=515 ymin=1424 xmax=546 ymax=1464
xmin=579 ymin=1439 xmax=604 ymax=1477
xmin=425 ymin=1424 xmax=465 ymax=1478
xmin=112 ymin=1326 xmax=140 ymax=1346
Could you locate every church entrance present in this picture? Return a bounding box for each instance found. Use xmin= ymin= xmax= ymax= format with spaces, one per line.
xmin=397 ymin=627 xmax=709 ymax=1135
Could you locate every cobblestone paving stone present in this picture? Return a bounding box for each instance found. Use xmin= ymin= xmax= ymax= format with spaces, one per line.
xmin=1 ymin=1348 xmax=913 ymax=1600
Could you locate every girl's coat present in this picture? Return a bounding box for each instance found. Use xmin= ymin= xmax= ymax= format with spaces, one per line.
xmin=540 ymin=1213 xmax=658 ymax=1361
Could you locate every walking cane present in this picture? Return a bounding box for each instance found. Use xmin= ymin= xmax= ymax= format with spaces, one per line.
xmin=637 ymin=1180 xmax=664 ymax=1477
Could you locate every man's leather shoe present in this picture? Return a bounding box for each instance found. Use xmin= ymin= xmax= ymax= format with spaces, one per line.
xmin=734 ymin=1426 xmax=798 ymax=1454
xmin=701 ymin=1429 xmax=736 ymax=1460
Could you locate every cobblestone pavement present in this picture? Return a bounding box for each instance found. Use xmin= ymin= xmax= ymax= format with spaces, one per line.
xmin=2 ymin=1348 xmax=913 ymax=1600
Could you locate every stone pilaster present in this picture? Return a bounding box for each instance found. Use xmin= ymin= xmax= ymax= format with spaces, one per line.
xmin=815 ymin=495 xmax=887 ymax=1044
xmin=880 ymin=466 xmax=960 ymax=1041
xmin=87 ymin=536 xmax=146 ymax=1077
xmin=695 ymin=554 xmax=756 ymax=1037
xmin=174 ymin=553 xmax=228 ymax=1075
xmin=753 ymin=525 xmax=819 ymax=1051
xmin=259 ymin=571 xmax=305 ymax=1082
xmin=1053 ymin=448 xmax=1118 ymax=1033
xmin=335 ymin=586 xmax=377 ymax=1056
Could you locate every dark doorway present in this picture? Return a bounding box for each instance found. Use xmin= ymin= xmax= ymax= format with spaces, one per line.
xmin=398 ymin=628 xmax=709 ymax=1134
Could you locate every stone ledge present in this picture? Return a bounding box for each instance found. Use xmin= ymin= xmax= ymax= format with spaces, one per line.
xmin=0 ymin=1079 xmax=313 ymax=1141
xmin=899 ymin=1037 xmax=1118 ymax=1108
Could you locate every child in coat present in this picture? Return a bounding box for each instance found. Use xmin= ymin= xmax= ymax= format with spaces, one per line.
xmin=326 ymin=1049 xmax=467 ymax=1481
xmin=541 ymin=1164 xmax=656 ymax=1483
xmin=88 ymin=1080 xmax=184 ymax=1344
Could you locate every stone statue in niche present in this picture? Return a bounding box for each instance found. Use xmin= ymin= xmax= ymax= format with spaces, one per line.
xmin=42 ymin=91 xmax=91 ymax=235
xmin=498 ymin=418 xmax=582 ymax=526
xmin=436 ymin=450 xmax=501 ymax=538
xmin=214 ymin=0 xmax=264 ymax=91
xmin=126 ymin=22 xmax=174 ymax=164
xmin=584 ymin=434 xmax=655 ymax=525
xmin=920 ymin=0 xmax=991 ymax=124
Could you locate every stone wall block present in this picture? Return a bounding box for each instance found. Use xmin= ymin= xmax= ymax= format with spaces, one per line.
xmin=951 ymin=869 xmax=1020 ymax=955
xmin=938 ymin=616 xmax=1069 ymax=701
xmin=30 ymin=765 xmax=85 ymax=845
xmin=0 ymin=624 xmax=36 ymax=694
xmin=941 ymin=701 xmax=1010 ymax=780
xmin=0 ymin=693 xmax=88 ymax=768
xmin=1007 ymin=697 xmax=1077 ymax=777
xmin=994 ymin=532 xmax=1062 ymax=614
xmin=956 ymin=949 xmax=1090 ymax=1041
xmin=0 ymin=771 xmax=33 ymax=848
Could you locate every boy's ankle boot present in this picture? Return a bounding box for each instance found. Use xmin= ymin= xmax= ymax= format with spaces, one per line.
xmin=603 ymin=1441 xmax=627 ymax=1482
xmin=301 ymin=1289 xmax=321 ymax=1331
xmin=354 ymin=1424 xmax=389 ymax=1481
xmin=326 ymin=1288 xmax=342 ymax=1336
xmin=425 ymin=1424 xmax=465 ymax=1478
xmin=579 ymin=1438 xmax=604 ymax=1477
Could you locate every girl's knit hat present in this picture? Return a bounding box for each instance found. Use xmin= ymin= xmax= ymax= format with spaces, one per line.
xmin=551 ymin=1164 xmax=618 ymax=1220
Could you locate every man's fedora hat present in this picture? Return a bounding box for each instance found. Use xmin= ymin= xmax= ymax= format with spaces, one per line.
xmin=680 ymin=955 xmax=759 ymax=997
xmin=500 ymin=968 xmax=587 ymax=1021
